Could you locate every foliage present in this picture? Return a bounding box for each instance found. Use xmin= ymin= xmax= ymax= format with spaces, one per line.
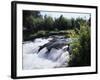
xmin=69 ymin=25 xmax=91 ymax=66
xmin=23 ymin=11 xmax=88 ymax=33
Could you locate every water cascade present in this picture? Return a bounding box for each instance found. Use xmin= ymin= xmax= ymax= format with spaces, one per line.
xmin=23 ymin=37 xmax=70 ymax=69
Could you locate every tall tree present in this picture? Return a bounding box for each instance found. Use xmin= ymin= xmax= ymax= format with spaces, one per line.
xmin=23 ymin=10 xmax=41 ymax=29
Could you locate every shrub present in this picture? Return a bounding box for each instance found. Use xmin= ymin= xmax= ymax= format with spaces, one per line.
xmin=69 ymin=25 xmax=91 ymax=66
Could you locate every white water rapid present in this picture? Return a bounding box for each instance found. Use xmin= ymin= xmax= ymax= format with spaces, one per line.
xmin=23 ymin=37 xmax=70 ymax=70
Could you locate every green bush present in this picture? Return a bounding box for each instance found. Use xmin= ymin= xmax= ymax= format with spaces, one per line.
xmin=69 ymin=25 xmax=91 ymax=66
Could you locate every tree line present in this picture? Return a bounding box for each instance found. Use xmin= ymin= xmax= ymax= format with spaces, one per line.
xmin=23 ymin=10 xmax=90 ymax=32
xmin=23 ymin=10 xmax=90 ymax=41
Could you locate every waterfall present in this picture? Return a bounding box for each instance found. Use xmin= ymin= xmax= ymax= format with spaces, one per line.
xmin=47 ymin=48 xmax=63 ymax=61
xmin=38 ymin=47 xmax=48 ymax=58
xmin=23 ymin=37 xmax=70 ymax=70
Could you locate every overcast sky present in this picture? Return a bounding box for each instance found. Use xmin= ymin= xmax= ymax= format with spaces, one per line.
xmin=40 ymin=11 xmax=90 ymax=20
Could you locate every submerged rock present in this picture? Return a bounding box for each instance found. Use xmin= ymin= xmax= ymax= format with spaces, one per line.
xmin=38 ymin=39 xmax=67 ymax=52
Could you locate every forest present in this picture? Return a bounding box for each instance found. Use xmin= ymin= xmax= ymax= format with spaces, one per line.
xmin=23 ymin=10 xmax=91 ymax=69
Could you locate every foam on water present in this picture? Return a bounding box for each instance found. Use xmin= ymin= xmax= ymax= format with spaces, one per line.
xmin=23 ymin=38 xmax=70 ymax=69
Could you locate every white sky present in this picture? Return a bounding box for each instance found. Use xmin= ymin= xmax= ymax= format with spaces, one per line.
xmin=40 ymin=11 xmax=91 ymax=20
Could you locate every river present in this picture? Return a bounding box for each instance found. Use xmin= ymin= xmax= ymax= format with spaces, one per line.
xmin=22 ymin=36 xmax=74 ymax=70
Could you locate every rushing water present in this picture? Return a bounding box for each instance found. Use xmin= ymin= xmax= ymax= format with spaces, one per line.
xmin=23 ymin=36 xmax=71 ymax=69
